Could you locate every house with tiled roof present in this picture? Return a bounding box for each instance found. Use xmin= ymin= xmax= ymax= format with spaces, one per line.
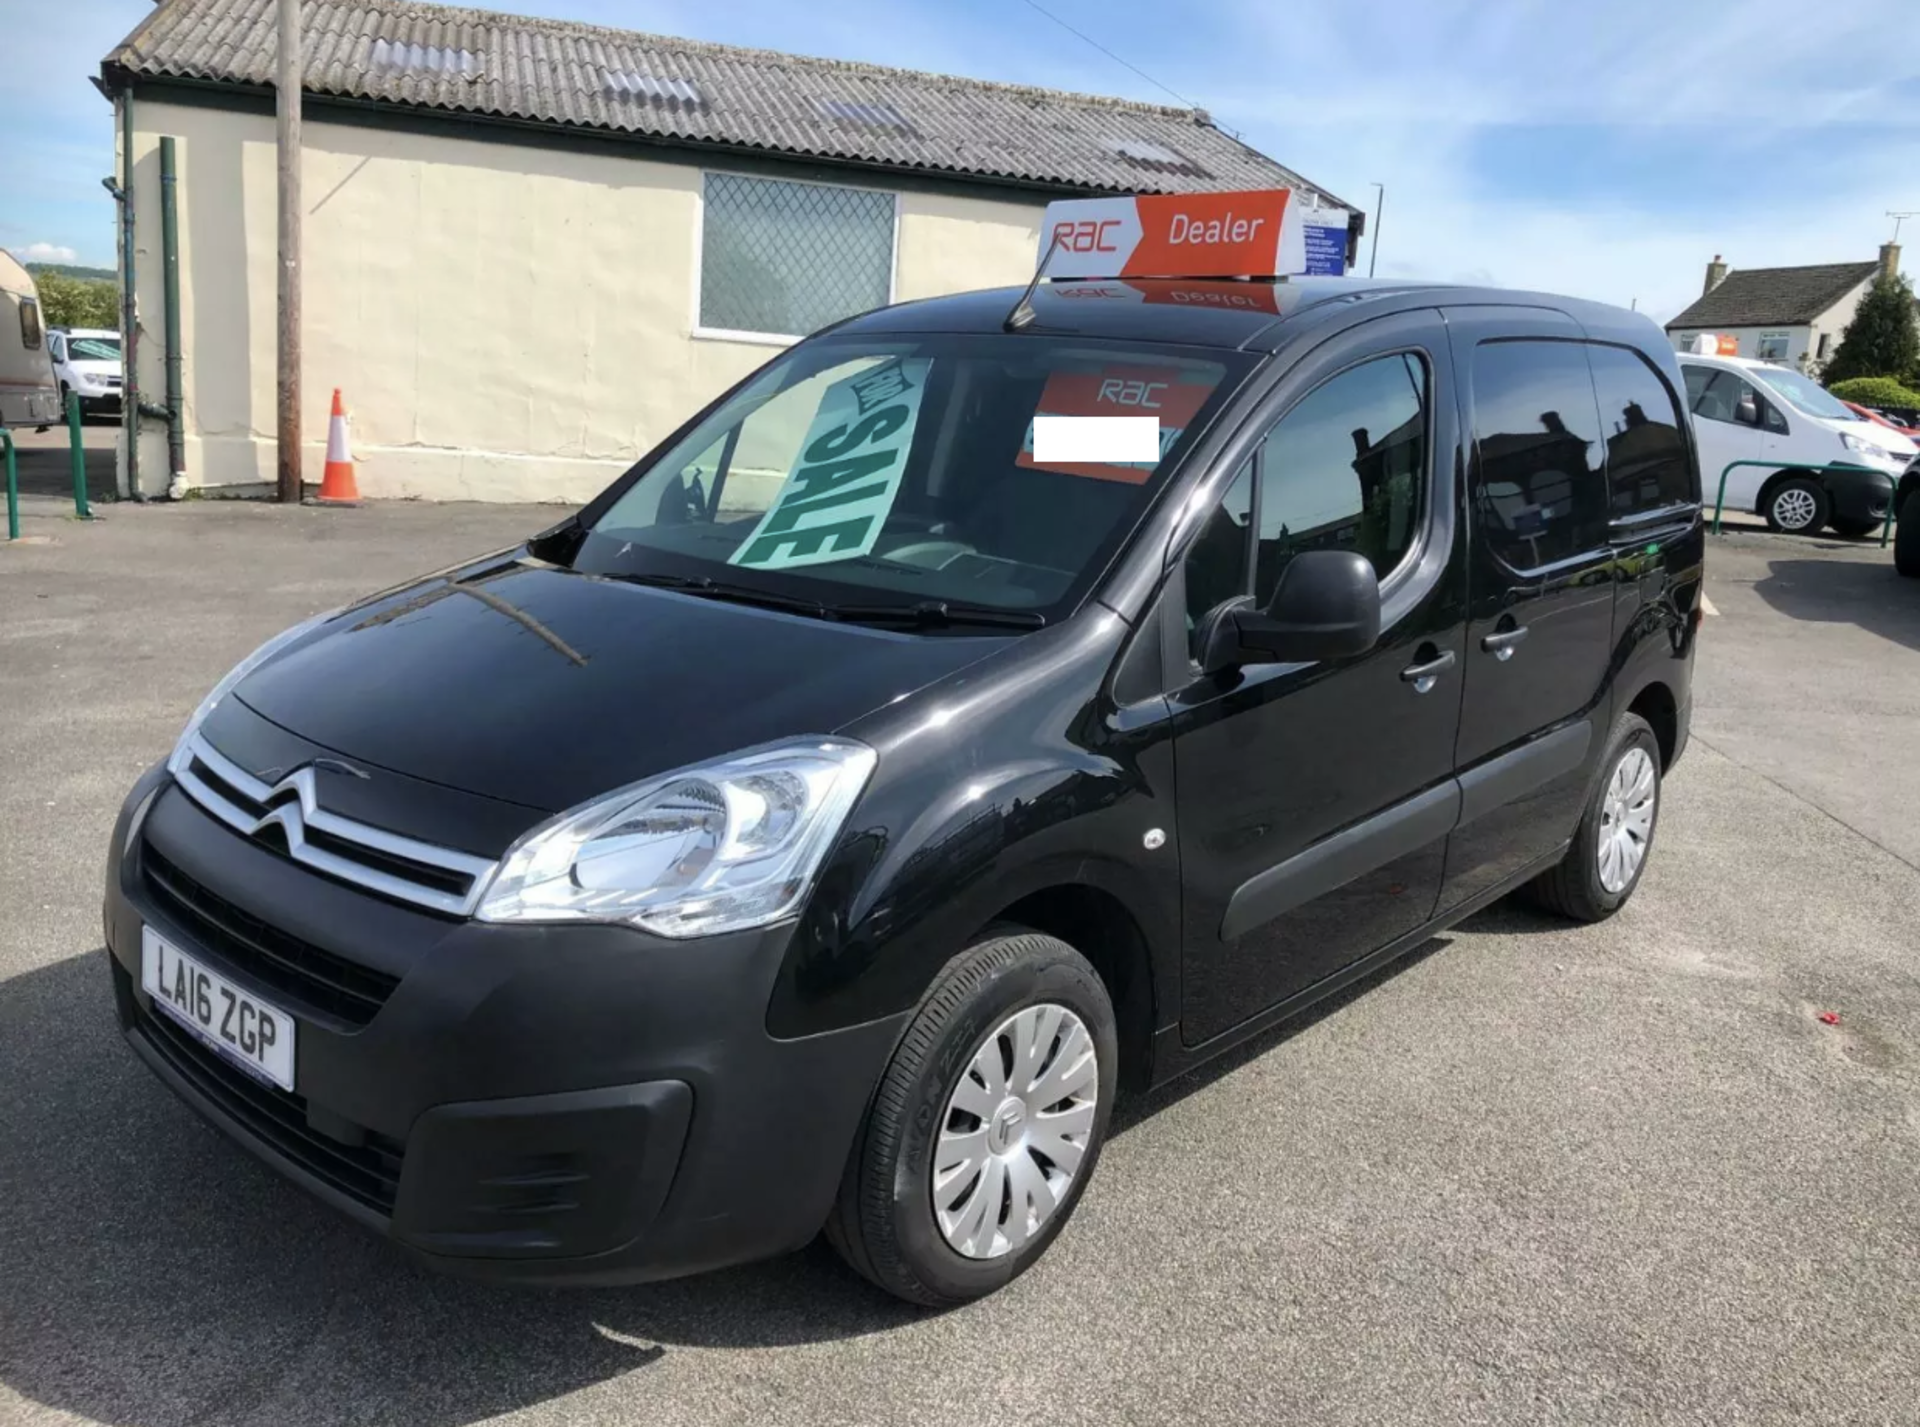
xmin=1666 ymin=248 xmax=1904 ymax=375
xmin=98 ymin=0 xmax=1355 ymax=500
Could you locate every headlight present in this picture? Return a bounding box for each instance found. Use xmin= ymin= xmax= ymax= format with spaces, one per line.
xmin=165 ymin=614 xmax=333 ymax=775
xmin=476 ymin=739 xmax=877 ymax=937
xmin=1840 ymin=432 xmax=1887 ymax=461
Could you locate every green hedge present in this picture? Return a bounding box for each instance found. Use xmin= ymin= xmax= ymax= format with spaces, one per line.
xmin=1826 ymin=375 xmax=1920 ymax=409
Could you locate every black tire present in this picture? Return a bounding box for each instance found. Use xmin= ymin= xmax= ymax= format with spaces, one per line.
xmin=1762 ymin=475 xmax=1830 ymax=534
xmin=1897 ymin=490 xmax=1920 ymax=578
xmin=1829 ymin=515 xmax=1878 ymax=539
xmin=1523 ymin=714 xmax=1662 ymax=923
xmin=56 ymin=382 xmax=70 ymax=415
xmin=825 ymin=928 xmax=1118 ymax=1307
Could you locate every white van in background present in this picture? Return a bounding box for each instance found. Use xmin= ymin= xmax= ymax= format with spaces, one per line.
xmin=1678 ymin=352 xmax=1916 ymax=535
xmin=48 ymin=327 xmax=123 ymax=417
xmin=0 ymin=249 xmax=60 ymax=429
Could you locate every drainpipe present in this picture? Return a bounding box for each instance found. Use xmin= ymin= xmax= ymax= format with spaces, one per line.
xmin=159 ymin=136 xmax=186 ymax=497
xmin=113 ymin=93 xmax=145 ymax=499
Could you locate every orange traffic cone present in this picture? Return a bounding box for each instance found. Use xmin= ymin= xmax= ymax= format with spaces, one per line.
xmin=314 ymin=389 xmax=361 ymax=505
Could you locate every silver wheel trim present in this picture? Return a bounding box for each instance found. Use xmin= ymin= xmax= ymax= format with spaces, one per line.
xmin=1597 ymin=746 xmax=1657 ymax=893
xmin=1774 ymin=486 xmax=1818 ymax=529
xmin=933 ymin=1002 xmax=1098 ymax=1261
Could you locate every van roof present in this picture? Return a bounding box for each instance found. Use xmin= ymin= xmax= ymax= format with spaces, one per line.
xmin=835 ymin=276 xmax=1661 ymax=354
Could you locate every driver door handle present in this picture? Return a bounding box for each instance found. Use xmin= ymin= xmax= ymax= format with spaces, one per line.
xmin=1399 ymin=648 xmax=1456 ymax=693
xmin=1481 ymin=626 xmax=1530 ymax=660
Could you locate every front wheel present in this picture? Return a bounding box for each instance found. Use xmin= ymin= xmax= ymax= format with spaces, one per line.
xmin=1523 ymin=714 xmax=1662 ymax=923
xmin=1763 ymin=476 xmax=1829 ymax=534
xmin=1897 ymin=489 xmax=1920 ymax=578
xmin=825 ymin=929 xmax=1117 ymax=1306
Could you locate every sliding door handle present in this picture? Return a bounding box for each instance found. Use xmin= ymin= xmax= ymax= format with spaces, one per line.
xmin=1481 ymin=626 xmax=1530 ymax=661
xmin=1399 ymin=648 xmax=1457 ymax=693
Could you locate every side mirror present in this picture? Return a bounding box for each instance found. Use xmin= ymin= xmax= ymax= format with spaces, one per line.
xmin=1201 ymin=549 xmax=1382 ymax=673
xmin=1736 ymin=392 xmax=1759 ymax=426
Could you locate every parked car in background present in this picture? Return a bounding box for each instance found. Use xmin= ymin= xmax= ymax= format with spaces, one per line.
xmin=1844 ymin=401 xmax=1920 ymax=441
xmin=0 ymin=249 xmax=61 ymax=429
xmin=1681 ymin=353 xmax=1914 ymax=535
xmin=48 ymin=327 xmax=124 ymax=417
xmin=1866 ymin=403 xmax=1920 ymax=432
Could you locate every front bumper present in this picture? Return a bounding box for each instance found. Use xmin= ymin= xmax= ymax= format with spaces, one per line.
xmin=104 ymin=765 xmax=905 ymax=1285
xmin=1826 ymin=465 xmax=1896 ymax=525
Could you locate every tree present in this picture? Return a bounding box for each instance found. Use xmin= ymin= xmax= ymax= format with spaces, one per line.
xmin=33 ymin=270 xmax=119 ymax=330
xmin=1821 ymin=272 xmax=1920 ymax=386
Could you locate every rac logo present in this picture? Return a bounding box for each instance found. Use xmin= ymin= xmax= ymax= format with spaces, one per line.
xmin=1051 ymin=219 xmax=1122 ymax=254
xmin=1098 ymin=378 xmax=1167 ymax=409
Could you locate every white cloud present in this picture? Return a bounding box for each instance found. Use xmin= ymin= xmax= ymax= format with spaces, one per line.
xmin=18 ymin=242 xmax=79 ymax=264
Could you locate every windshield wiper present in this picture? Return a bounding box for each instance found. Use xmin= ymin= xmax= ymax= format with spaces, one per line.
xmin=603 ymin=571 xmax=830 ymax=618
xmin=828 ymin=600 xmax=1047 ymax=630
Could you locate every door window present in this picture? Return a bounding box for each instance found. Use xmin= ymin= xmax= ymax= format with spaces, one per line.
xmin=48 ymin=332 xmax=65 ymax=363
xmin=1182 ymin=461 xmax=1253 ymax=654
xmin=18 ymin=298 xmax=42 ymax=351
xmin=1253 ymin=353 xmax=1428 ymax=603
xmin=1587 ymin=346 xmax=1695 ymax=514
xmin=1683 ymin=366 xmax=1760 ymax=426
xmin=1470 ymin=341 xmax=1606 ymax=569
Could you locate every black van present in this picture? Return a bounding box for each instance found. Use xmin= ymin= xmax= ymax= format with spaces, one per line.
xmin=104 ymin=276 xmax=1703 ymax=1306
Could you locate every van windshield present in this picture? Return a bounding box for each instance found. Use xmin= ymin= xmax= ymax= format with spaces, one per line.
xmin=1751 ymin=366 xmax=1852 ymax=422
xmin=573 ymin=333 xmax=1252 ymax=624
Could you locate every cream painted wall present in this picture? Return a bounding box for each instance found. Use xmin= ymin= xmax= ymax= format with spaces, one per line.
xmin=122 ymin=97 xmax=1045 ymax=501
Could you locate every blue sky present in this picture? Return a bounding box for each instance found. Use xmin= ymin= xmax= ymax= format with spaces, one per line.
xmin=5 ymin=0 xmax=1917 ymax=321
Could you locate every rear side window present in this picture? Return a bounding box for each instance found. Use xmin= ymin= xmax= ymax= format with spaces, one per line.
xmin=19 ymin=297 xmax=42 ymax=351
xmin=1587 ymin=346 xmax=1696 ymax=515
xmin=1470 ymin=341 xmax=1606 ymax=569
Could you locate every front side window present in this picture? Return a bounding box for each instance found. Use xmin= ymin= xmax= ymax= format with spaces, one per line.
xmin=48 ymin=332 xmax=65 ymax=363
xmin=18 ymin=297 xmax=42 ymax=350
xmin=1683 ymin=365 xmax=1760 ymax=426
xmin=1588 ymin=346 xmax=1695 ymax=514
xmin=699 ymin=173 xmax=894 ymax=339
xmin=1182 ymin=461 xmax=1253 ymax=656
xmin=1255 ymin=353 xmax=1428 ymax=601
xmin=576 ymin=334 xmax=1252 ymax=624
xmin=1471 ymin=341 xmax=1606 ymax=569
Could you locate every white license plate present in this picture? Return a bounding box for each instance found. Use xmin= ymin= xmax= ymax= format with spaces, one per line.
xmin=141 ymin=926 xmax=297 ymax=1092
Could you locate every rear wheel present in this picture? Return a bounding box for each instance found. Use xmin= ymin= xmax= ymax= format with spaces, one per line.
xmin=1897 ymin=489 xmax=1920 ymax=578
xmin=1763 ymin=476 xmax=1829 ymax=534
xmin=826 ymin=929 xmax=1117 ymax=1306
xmin=1523 ymin=714 xmax=1661 ymax=923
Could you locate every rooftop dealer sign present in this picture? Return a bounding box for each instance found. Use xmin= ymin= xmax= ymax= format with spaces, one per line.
xmin=1036 ymin=190 xmax=1347 ymax=280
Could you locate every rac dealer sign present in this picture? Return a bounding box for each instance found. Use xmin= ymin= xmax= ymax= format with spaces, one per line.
xmin=1037 ymin=189 xmax=1349 ymax=280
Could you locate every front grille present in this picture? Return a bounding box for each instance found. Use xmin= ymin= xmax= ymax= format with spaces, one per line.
xmin=144 ymin=844 xmax=400 ymax=1028
xmin=170 ymin=733 xmax=497 ymax=917
xmin=136 ymin=1000 xmax=404 ymax=1215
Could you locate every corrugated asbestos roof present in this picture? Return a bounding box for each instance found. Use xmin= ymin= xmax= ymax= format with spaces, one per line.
xmin=102 ymin=0 xmax=1351 ymax=206
xmin=1665 ymin=262 xmax=1880 ymax=329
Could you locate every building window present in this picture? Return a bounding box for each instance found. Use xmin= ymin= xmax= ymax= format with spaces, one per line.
xmin=1817 ymin=332 xmax=1832 ymax=359
xmin=698 ymin=173 xmax=895 ymax=340
xmin=1756 ymin=331 xmax=1790 ymax=361
xmin=18 ymin=296 xmax=42 ymax=350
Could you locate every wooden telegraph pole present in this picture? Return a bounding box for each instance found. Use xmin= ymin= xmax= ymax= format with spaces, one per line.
xmin=276 ymin=0 xmax=302 ymax=502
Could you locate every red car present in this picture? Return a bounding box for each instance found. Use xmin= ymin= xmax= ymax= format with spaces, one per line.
xmin=1843 ymin=400 xmax=1920 ymax=440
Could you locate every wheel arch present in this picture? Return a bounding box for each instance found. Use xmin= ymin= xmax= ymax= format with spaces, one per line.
xmin=981 ymin=881 xmax=1158 ymax=1095
xmin=1624 ymin=679 xmax=1679 ymax=769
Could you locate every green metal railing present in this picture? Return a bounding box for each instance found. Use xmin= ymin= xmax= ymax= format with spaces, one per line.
xmin=1711 ymin=459 xmax=1899 ymax=548
xmin=67 ymin=392 xmax=92 ymax=520
xmin=3 ymin=429 xmax=16 ymax=542
xmin=4 ymin=394 xmax=98 ymax=542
